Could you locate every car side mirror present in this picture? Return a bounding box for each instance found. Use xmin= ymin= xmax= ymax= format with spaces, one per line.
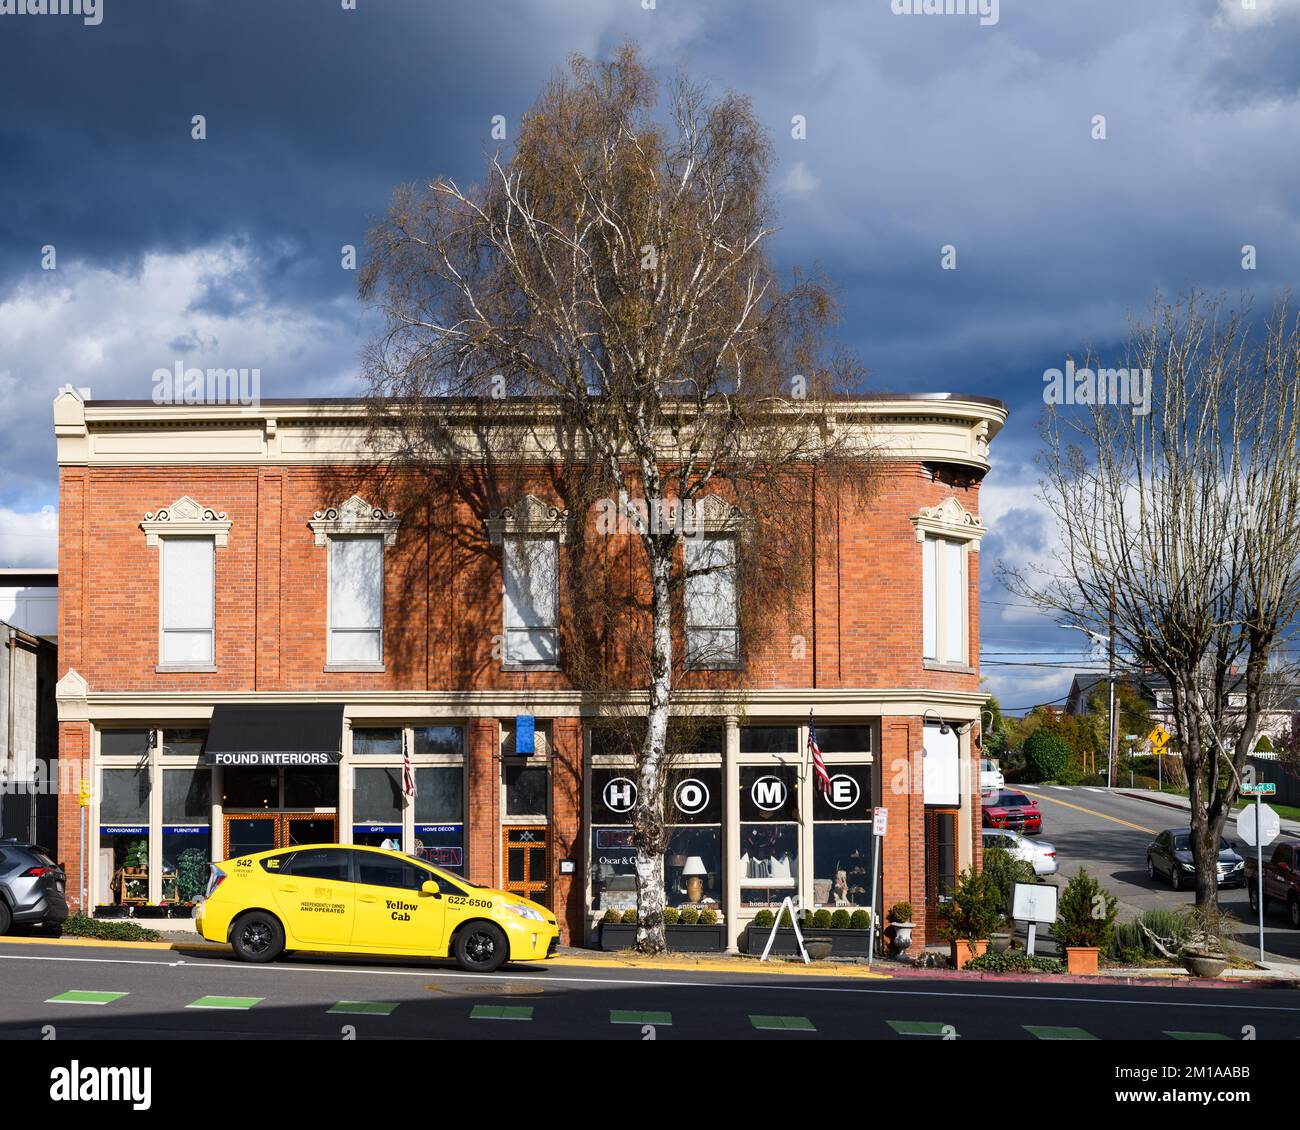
xmin=420 ymin=880 xmax=442 ymax=898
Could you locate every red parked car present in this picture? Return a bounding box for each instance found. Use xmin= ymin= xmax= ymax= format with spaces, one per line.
xmin=981 ymin=789 xmax=1043 ymax=835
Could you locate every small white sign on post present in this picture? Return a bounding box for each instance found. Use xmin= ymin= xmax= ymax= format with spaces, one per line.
xmin=873 ymin=806 xmax=888 ymax=836
xmin=1012 ymin=881 xmax=1057 ymax=958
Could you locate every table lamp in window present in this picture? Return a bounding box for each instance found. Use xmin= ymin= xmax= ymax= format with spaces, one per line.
xmin=682 ymin=856 xmax=708 ymax=904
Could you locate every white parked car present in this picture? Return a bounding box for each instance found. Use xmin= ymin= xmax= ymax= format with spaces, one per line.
xmin=979 ymin=758 xmax=1005 ymax=791
xmin=982 ymin=828 xmax=1058 ymax=876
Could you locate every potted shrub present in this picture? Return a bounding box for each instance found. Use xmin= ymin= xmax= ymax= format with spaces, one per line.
xmin=599 ymin=904 xmax=726 ymax=953
xmin=887 ymin=902 xmax=915 ymax=956
xmin=938 ymin=867 xmax=1003 ymax=968
xmin=1051 ymin=867 xmax=1117 ymax=975
xmin=598 ymin=907 xmax=637 ymax=950
xmin=1178 ymin=905 xmax=1230 ymax=979
xmin=982 ymin=844 xmax=1035 ymax=954
xmin=744 ymin=905 xmax=876 ymax=957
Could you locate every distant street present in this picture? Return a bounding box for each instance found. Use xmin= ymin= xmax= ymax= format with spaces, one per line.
xmin=1017 ymin=786 xmax=1300 ymax=963
xmin=0 ymin=939 xmax=1296 ymax=1041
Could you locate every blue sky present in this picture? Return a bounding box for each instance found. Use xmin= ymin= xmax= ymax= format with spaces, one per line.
xmin=2 ymin=0 xmax=1298 ymax=709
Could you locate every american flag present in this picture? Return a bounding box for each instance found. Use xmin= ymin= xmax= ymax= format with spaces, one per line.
xmin=809 ymin=712 xmax=831 ymax=794
xmin=402 ymin=731 xmax=416 ymax=799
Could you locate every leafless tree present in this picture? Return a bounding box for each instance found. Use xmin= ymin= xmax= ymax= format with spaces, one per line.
xmin=358 ymin=46 xmax=876 ymax=951
xmin=1004 ymin=292 xmax=1300 ymax=907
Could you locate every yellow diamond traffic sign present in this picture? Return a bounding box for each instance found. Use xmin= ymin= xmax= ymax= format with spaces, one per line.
xmin=1147 ymin=725 xmax=1171 ymax=751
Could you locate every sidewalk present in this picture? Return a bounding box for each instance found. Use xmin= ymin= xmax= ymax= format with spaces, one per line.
xmin=1119 ymin=789 xmax=1300 ymax=838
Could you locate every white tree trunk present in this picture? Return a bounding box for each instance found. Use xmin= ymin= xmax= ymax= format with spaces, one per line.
xmin=633 ymin=542 xmax=674 ymax=954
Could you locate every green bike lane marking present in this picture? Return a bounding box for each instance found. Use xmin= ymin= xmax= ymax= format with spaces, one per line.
xmin=1025 ymin=1025 xmax=1097 ymax=1040
xmin=610 ymin=1010 xmax=672 ymax=1025
xmin=46 ymin=990 xmax=128 ymax=1006
xmin=470 ymin=1004 xmax=533 ymax=1020
xmin=186 ymin=995 xmax=264 ymax=1010
xmin=329 ymin=1001 xmax=399 ymax=1016
xmin=1165 ymin=1031 xmax=1231 ymax=1040
xmin=750 ymin=1015 xmax=816 ymax=1031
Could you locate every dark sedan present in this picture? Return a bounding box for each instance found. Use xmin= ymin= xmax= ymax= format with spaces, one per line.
xmin=1146 ymin=828 xmax=1245 ymax=890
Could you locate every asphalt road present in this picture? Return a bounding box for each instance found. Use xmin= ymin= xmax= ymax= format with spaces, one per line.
xmin=0 ymin=939 xmax=1296 ymax=1041
xmin=1016 ymin=786 xmax=1300 ymax=962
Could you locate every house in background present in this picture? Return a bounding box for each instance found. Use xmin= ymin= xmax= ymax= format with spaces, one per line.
xmin=0 ymin=612 xmax=58 ymax=848
xmin=0 ymin=568 xmax=58 ymax=641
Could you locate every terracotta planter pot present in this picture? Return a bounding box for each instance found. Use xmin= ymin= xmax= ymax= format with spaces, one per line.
xmin=950 ymin=938 xmax=989 ymax=969
xmin=1066 ymin=946 xmax=1100 ymax=975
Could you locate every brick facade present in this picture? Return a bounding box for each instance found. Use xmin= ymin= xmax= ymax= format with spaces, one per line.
xmin=53 ymin=392 xmax=1004 ymax=950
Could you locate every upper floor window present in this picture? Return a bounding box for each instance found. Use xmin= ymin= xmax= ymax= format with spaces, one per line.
xmin=912 ymin=497 xmax=985 ymax=668
xmin=310 ymin=495 xmax=400 ymax=671
xmin=685 ymin=534 xmax=738 ymax=666
xmin=141 ymin=496 xmax=231 ymax=670
xmin=329 ymin=536 xmax=383 ymax=663
xmin=484 ymin=495 xmax=570 ymax=669
xmin=161 ymin=537 xmax=215 ymax=664
xmin=502 ymin=535 xmax=559 ymax=666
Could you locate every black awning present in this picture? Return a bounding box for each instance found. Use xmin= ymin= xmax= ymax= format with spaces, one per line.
xmin=204 ymin=704 xmax=344 ymax=768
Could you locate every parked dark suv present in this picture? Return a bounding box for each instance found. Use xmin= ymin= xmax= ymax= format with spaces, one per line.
xmin=0 ymin=840 xmax=69 ymax=934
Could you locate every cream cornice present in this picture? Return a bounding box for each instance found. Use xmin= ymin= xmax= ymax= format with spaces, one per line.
xmin=65 ymin=685 xmax=987 ymax=723
xmin=484 ymin=495 xmax=571 ymax=544
xmin=54 ymin=394 xmax=1007 ymax=473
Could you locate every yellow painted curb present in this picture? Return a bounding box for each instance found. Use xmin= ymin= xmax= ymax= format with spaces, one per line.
xmin=0 ymin=933 xmax=227 ymax=953
xmin=548 ymin=954 xmax=892 ymax=979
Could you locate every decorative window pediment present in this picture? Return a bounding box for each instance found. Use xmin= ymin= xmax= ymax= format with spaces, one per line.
xmin=679 ymin=493 xmax=746 ymax=537
xmin=911 ymin=496 xmax=985 ymax=548
xmin=485 ymin=495 xmax=571 ymax=545
xmin=310 ymin=495 xmax=400 ymax=547
xmin=141 ymin=496 xmax=232 ymax=547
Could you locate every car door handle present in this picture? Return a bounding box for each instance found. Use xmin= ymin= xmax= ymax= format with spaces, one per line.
xmin=277 ymin=884 xmax=301 ymax=893
xmin=358 ymin=895 xmax=378 ymax=904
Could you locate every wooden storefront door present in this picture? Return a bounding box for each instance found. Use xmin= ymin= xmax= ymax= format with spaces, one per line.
xmin=502 ymin=825 xmax=550 ymax=908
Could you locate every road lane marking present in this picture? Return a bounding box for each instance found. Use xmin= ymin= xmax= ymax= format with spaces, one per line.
xmin=1165 ymin=1031 xmax=1231 ymax=1040
xmin=187 ymin=996 xmax=263 ymax=1010
xmin=1019 ymin=789 xmax=1156 ymax=835
xmin=471 ymin=1004 xmax=532 ymax=1020
xmin=1 ymin=953 xmax=1296 ymax=1012
xmin=750 ymin=1014 xmax=816 ymax=1031
xmin=1025 ymin=1025 xmax=1097 ymax=1040
xmin=887 ymin=1020 xmax=951 ymax=1037
xmin=329 ymin=1001 xmax=398 ymax=1016
xmin=611 ymin=1010 xmax=672 ymax=1025
xmin=46 ymin=990 xmax=128 ymax=1005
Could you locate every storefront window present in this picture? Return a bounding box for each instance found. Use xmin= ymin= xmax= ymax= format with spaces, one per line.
xmin=353 ymin=728 xmax=402 ymax=756
xmin=162 ymin=768 xmax=211 ymax=904
xmin=739 ymin=726 xmax=799 ymax=754
xmin=812 ymin=763 xmax=873 ymax=907
xmin=162 ymin=728 xmax=207 ymax=758
xmin=414 ymin=765 xmax=465 ymax=873
xmin=100 ymin=729 xmax=152 ymax=758
xmin=413 ymin=725 xmax=463 ymax=756
xmin=222 ymin=769 xmax=277 ymax=809
xmin=353 ymin=767 xmax=404 ymax=847
xmin=739 ymin=764 xmax=799 ymax=907
xmin=284 ymin=766 xmax=339 ymax=808
xmin=100 ymin=767 xmax=150 ymax=907
xmin=589 ymin=767 xmax=637 ymax=911
xmin=664 ymin=766 xmax=722 ymax=909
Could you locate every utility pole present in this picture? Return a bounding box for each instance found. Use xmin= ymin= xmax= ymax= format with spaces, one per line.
xmin=1107 ymin=592 xmax=1117 ymax=789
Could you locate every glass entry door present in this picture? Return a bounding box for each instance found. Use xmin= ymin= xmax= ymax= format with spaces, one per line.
xmin=223 ymin=813 xmax=338 ymax=858
xmin=502 ymin=825 xmax=549 ymax=907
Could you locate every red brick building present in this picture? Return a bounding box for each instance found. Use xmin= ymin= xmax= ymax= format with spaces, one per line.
xmin=52 ymin=387 xmax=1005 ymax=950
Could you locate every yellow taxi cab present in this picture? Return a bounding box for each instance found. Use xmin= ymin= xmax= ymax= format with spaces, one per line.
xmin=194 ymin=843 xmax=558 ymax=973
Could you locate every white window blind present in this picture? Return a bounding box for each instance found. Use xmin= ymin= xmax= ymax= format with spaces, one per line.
xmin=503 ymin=536 xmax=558 ymax=664
xmin=685 ymin=535 xmax=738 ymax=665
xmin=329 ymin=536 xmax=384 ymax=663
xmin=161 ymin=537 xmax=214 ymax=664
xmin=923 ymin=535 xmax=965 ymax=664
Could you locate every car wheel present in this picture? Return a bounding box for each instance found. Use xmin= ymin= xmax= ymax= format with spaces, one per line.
xmin=453 ymin=921 xmax=509 ymax=973
xmin=0 ymin=900 xmax=10 ymax=937
xmin=1146 ymin=858 xmax=1156 ymax=882
xmin=230 ymin=911 xmax=285 ymax=963
xmin=1249 ymin=884 xmax=1260 ymax=912
xmin=1290 ymin=898 xmax=1300 ymax=930
xmin=1170 ymin=867 xmax=1181 ymax=891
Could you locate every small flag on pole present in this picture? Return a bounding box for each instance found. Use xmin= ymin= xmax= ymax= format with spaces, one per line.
xmin=809 ymin=711 xmax=830 ymax=794
xmin=402 ymin=731 xmax=416 ymax=800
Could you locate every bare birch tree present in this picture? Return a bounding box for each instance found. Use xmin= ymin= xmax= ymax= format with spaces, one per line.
xmin=1004 ymin=292 xmax=1300 ymax=907
xmin=358 ymin=46 xmax=875 ymax=951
